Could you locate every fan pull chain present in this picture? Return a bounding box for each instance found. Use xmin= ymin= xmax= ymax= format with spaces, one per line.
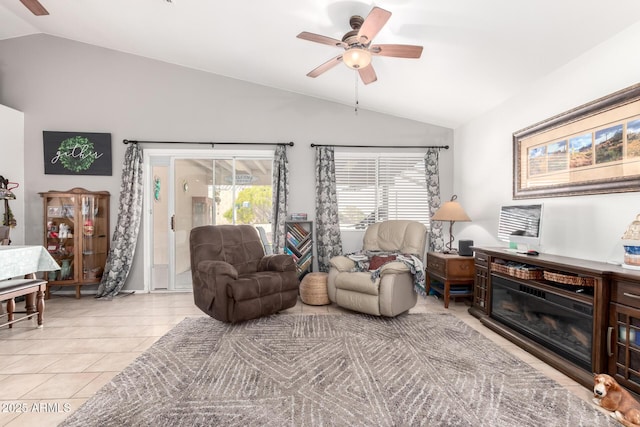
xmin=354 ymin=72 xmax=359 ymax=115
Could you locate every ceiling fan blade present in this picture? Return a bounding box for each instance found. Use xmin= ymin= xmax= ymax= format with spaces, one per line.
xmin=358 ymin=64 xmax=377 ymax=85
xmin=306 ymin=55 xmax=343 ymax=78
xmin=20 ymin=0 xmax=49 ymax=15
xmin=297 ymin=32 xmax=346 ymax=48
xmin=357 ymin=7 xmax=391 ymax=45
xmin=370 ymin=44 xmax=423 ymax=59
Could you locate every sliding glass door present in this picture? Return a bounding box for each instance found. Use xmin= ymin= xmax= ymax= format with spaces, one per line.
xmin=146 ymin=151 xmax=273 ymax=292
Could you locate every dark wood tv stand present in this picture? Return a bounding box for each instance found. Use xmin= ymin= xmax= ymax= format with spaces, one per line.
xmin=471 ymin=247 xmax=640 ymax=393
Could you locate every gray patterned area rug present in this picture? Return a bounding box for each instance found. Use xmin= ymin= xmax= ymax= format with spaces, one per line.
xmin=60 ymin=313 xmax=616 ymax=427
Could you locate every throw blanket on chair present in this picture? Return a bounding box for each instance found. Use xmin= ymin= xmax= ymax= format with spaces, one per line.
xmin=346 ymin=251 xmax=426 ymax=296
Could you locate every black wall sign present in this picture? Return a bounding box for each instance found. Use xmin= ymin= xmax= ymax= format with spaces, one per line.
xmin=43 ymin=131 xmax=112 ymax=176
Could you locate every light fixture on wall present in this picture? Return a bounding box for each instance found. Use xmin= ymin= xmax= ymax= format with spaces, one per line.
xmin=342 ymin=47 xmax=372 ymax=69
xmin=431 ymin=195 xmax=471 ymax=253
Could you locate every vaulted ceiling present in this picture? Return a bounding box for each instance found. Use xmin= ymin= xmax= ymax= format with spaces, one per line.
xmin=2 ymin=1 xmax=640 ymax=128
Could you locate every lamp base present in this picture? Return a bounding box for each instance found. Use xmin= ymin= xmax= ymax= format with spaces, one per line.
xmin=443 ymin=221 xmax=455 ymax=253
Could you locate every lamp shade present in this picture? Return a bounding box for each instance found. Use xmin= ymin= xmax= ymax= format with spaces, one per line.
xmin=342 ymin=47 xmax=372 ymax=69
xmin=432 ymin=196 xmax=471 ymax=222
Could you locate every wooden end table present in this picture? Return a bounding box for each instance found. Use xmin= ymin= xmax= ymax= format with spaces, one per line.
xmin=425 ymin=252 xmax=475 ymax=308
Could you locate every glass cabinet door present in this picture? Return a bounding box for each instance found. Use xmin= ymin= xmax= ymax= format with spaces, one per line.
xmin=44 ymin=195 xmax=77 ymax=282
xmin=609 ymin=302 xmax=640 ymax=394
xmin=80 ymin=195 xmax=109 ymax=283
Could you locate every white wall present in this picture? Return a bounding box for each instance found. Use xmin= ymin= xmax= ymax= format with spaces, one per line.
xmin=454 ymin=21 xmax=640 ymax=263
xmin=0 ymin=104 xmax=25 ymax=245
xmin=0 ymin=34 xmax=453 ymax=291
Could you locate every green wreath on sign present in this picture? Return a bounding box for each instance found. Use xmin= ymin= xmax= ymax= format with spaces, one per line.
xmin=58 ymin=136 xmax=97 ymax=172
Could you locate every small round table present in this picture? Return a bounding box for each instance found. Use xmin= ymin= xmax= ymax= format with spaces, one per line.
xmin=299 ymin=272 xmax=330 ymax=305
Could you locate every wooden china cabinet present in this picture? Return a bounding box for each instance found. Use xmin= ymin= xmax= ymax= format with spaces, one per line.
xmin=39 ymin=188 xmax=110 ymax=299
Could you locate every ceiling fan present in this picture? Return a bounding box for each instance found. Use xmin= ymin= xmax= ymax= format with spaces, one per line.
xmin=297 ymin=6 xmax=422 ymax=85
xmin=19 ymin=0 xmax=49 ymax=16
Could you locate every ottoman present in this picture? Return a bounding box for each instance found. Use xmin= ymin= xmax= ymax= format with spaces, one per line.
xmin=299 ymin=272 xmax=330 ymax=305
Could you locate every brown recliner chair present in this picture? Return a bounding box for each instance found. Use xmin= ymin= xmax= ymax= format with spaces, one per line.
xmin=190 ymin=224 xmax=300 ymax=323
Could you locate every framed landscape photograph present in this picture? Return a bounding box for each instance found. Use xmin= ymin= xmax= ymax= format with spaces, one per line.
xmin=513 ymin=83 xmax=640 ymax=199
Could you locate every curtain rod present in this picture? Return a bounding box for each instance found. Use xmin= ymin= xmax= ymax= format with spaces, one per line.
xmin=123 ymin=139 xmax=294 ymax=147
xmin=309 ymin=143 xmax=449 ymax=149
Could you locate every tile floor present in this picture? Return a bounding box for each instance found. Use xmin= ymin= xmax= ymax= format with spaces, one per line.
xmin=0 ymin=291 xmax=601 ymax=426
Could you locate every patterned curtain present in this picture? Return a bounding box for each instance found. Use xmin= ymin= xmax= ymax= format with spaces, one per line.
xmin=425 ymin=148 xmax=444 ymax=252
xmin=315 ymin=146 xmax=343 ymax=272
xmin=96 ymin=143 xmax=144 ymax=299
xmin=271 ymin=145 xmax=289 ymax=254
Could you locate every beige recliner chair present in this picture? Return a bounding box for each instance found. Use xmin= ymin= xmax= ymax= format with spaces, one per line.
xmin=327 ymin=220 xmax=428 ymax=317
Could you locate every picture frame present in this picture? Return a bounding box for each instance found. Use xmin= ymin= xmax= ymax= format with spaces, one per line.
xmin=513 ymin=83 xmax=640 ymax=199
xmin=43 ymin=131 xmax=112 ymax=176
xmin=47 ymin=206 xmax=62 ymax=218
xmin=61 ymin=205 xmax=75 ymax=218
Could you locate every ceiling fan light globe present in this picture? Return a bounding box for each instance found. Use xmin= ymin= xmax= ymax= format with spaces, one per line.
xmin=343 ymin=48 xmax=371 ymax=69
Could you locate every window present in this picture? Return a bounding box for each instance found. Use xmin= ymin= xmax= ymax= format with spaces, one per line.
xmin=334 ymin=152 xmax=429 ymax=229
xmin=174 ymin=157 xmax=273 ymax=228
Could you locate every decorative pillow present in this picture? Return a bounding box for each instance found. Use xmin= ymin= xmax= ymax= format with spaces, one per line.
xmin=369 ymin=255 xmax=397 ymax=271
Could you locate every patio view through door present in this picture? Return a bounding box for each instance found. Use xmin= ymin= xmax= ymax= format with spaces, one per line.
xmin=148 ymin=152 xmax=274 ymax=292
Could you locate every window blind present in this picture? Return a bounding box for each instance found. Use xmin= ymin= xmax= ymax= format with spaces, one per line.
xmin=334 ymin=153 xmax=429 ymax=229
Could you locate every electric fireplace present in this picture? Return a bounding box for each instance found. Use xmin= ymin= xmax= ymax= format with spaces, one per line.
xmin=491 ymin=275 xmax=593 ymax=370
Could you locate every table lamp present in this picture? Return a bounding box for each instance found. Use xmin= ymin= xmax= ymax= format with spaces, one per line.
xmin=431 ymin=195 xmax=471 ymax=253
